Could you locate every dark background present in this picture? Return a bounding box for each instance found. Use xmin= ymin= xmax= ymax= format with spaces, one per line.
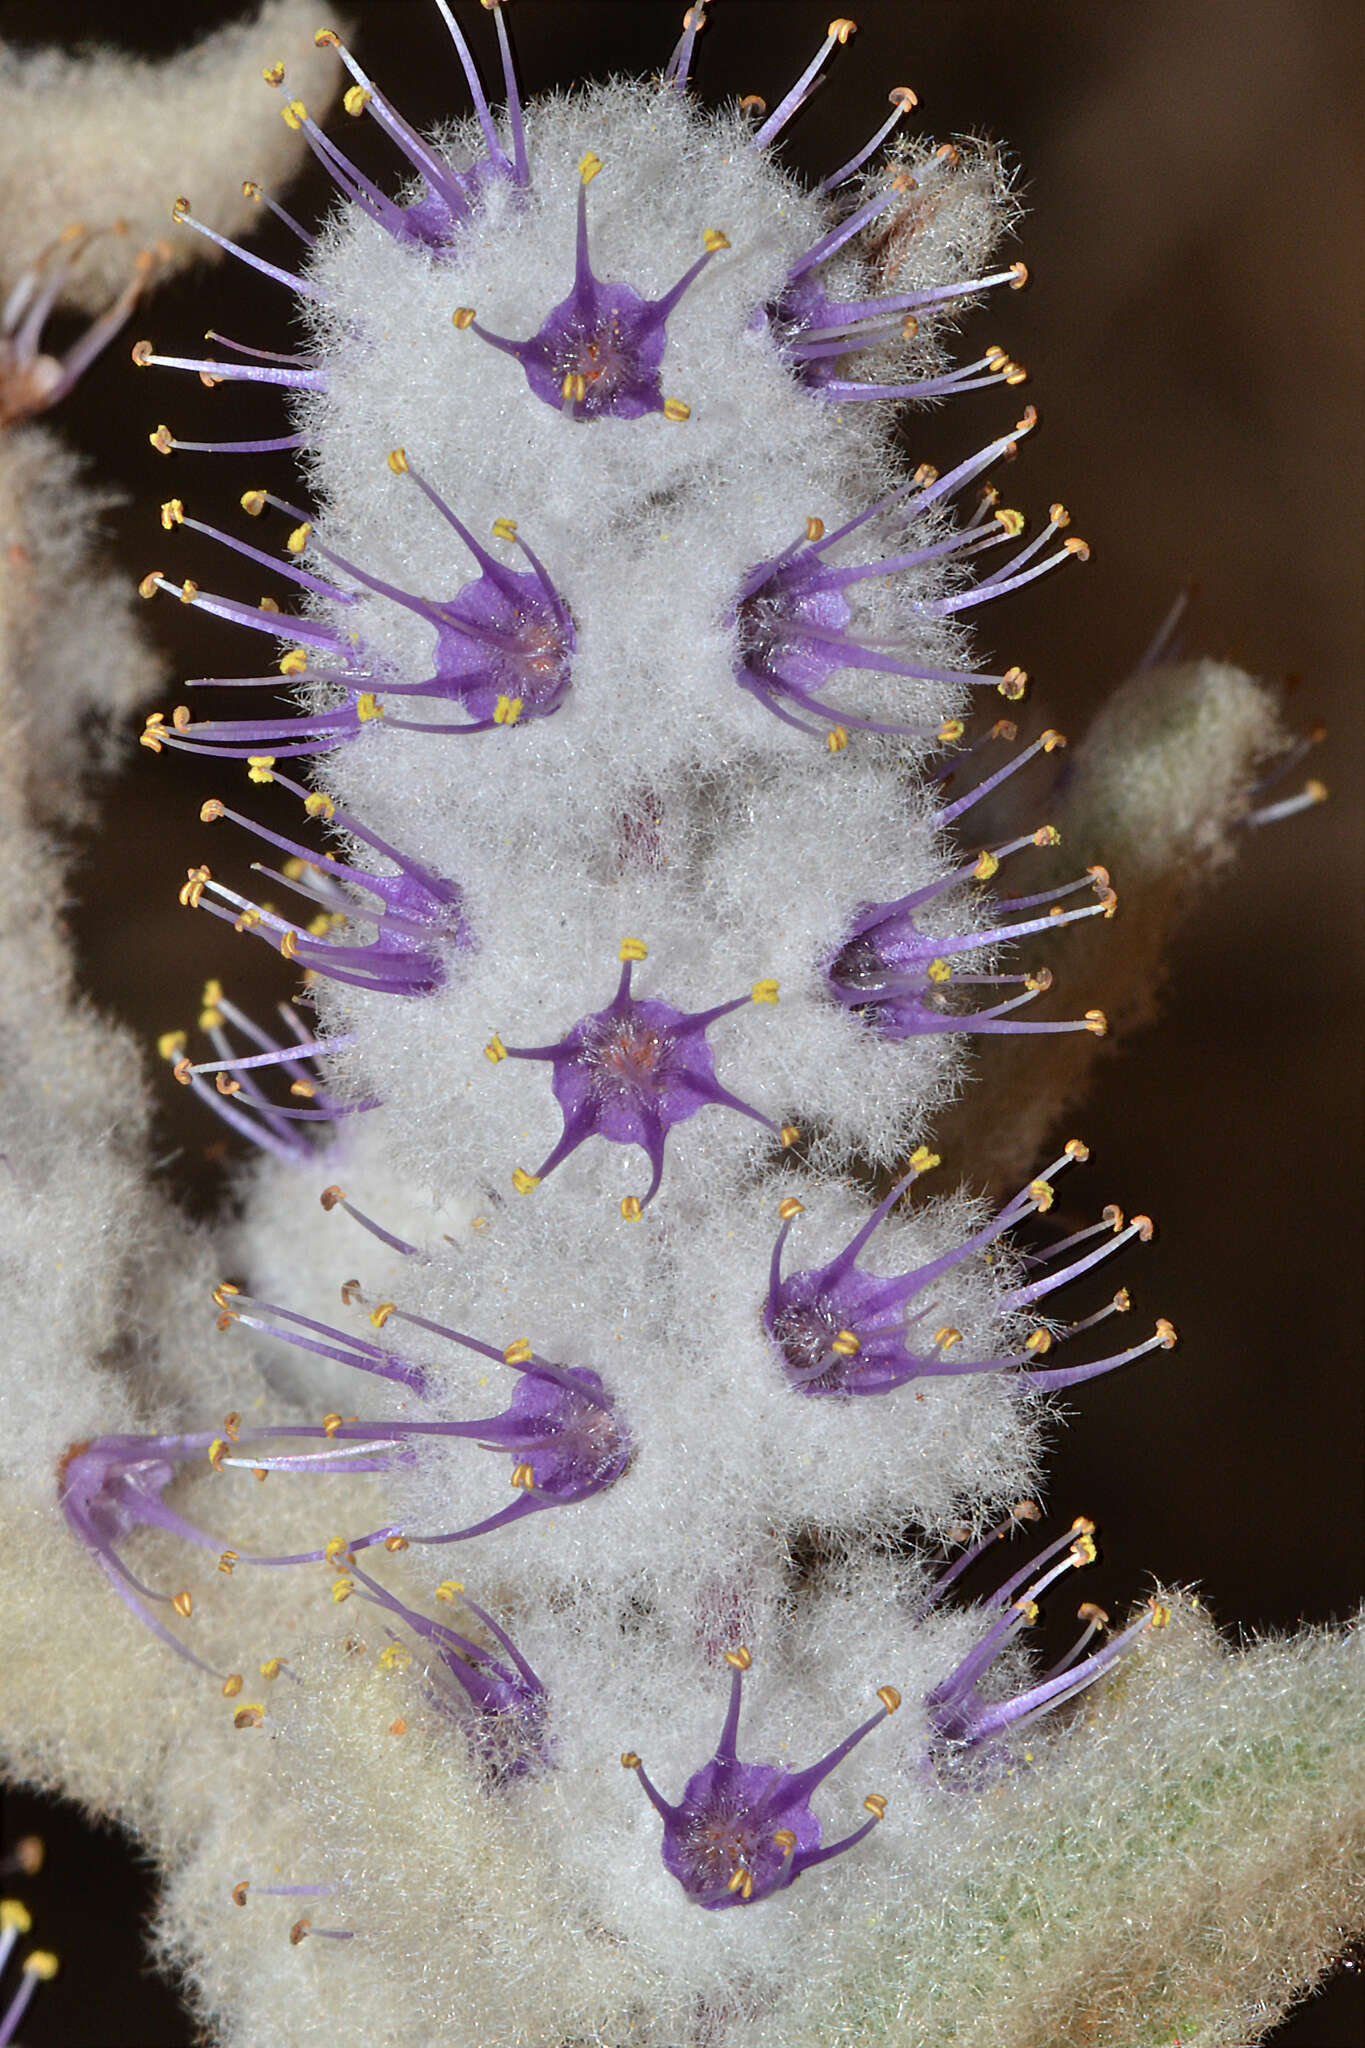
xmin=1 ymin=2 xmax=1360 ymax=2042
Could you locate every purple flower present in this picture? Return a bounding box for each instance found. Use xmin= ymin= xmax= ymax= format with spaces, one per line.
xmin=137 ymin=460 xmax=573 ymax=758
xmin=185 ymin=762 xmax=470 ymax=997
xmin=338 ymin=1558 xmax=549 ymax=1779
xmin=214 ymin=1293 xmax=632 ymax=1545
xmin=765 ymin=1142 xmax=1177 ymax=1397
xmin=57 ymin=1429 xmax=403 ymax=1679
xmin=455 ymin=153 xmax=728 ymax=423
xmin=922 ymin=1508 xmax=1173 ymax=1759
xmin=727 ymin=413 xmax=1083 ymax=739
xmin=623 ymin=1645 xmax=900 ymax=1908
xmin=826 ymin=804 xmax=1116 ymax=1041
xmin=487 ymin=941 xmax=788 ymax=1213
xmin=289 ymin=16 xmax=527 ymax=253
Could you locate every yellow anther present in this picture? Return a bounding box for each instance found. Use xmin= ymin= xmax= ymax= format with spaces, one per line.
xmin=305 ymin=792 xmax=336 ymax=820
xmin=1041 ymin=729 xmax=1067 ymax=754
xmin=157 ymin=1030 xmax=187 ymax=1060
xmin=1033 ymin=824 xmax=1062 ymax=847
xmin=620 ymin=1196 xmax=643 ymax=1221
xmin=221 ymin=1673 xmax=243 ymax=1699
xmin=218 ymin=1549 xmax=240 ymax=1575
xmin=1112 ymin=1286 xmax=1131 ymax=1313
xmin=322 ymin=1413 xmax=345 ymax=1439
xmin=1148 ymin=1598 xmax=1172 ymax=1629
xmin=778 ymin=1197 xmax=805 ymax=1222
xmin=831 ymin=1329 xmax=861 ymax=1357
xmin=1155 ymin=1318 xmax=1178 ymax=1349
xmin=1084 ymin=1009 xmax=1108 ymax=1036
xmin=938 ymin=718 xmax=966 ymax=743
xmin=973 ymin=849 xmax=1000 ymax=882
xmin=484 ymin=1035 xmax=507 ymax=1064
xmin=492 ymin=517 xmax=518 ymax=542
xmin=703 ymin=228 xmax=730 ymax=253
xmin=239 ymin=488 xmax=268 ymax=519
xmin=998 ymin=665 xmax=1028 ymax=700
xmin=1304 ymin=776 xmax=1329 ymax=803
xmin=513 ymin=1169 xmax=540 ymax=1195
xmin=314 ymin=27 xmax=340 ymax=47
xmin=356 ymin=693 xmax=384 ymax=721
xmin=231 ymin=1879 xmax=251 ymax=1906
xmin=384 ymin=1535 xmax=410 ymax=1553
xmin=279 ymin=930 xmax=299 ymax=960
xmin=286 ymin=522 xmax=313 ymax=554
xmin=510 ymin=1461 xmax=536 ymax=1490
xmin=826 ymin=724 xmax=849 ymax=752
xmin=1071 ymin=1515 xmax=1097 ymax=1536
xmin=369 ymin=1301 xmax=397 ymax=1329
xmin=578 ymin=150 xmax=603 ymax=184
xmin=1064 ymin=1138 xmax=1090 ymax=1162
xmin=199 ymin=799 xmax=226 ymax=825
xmin=24 ymin=1953 xmax=59 ymax=1981
xmin=242 ymin=181 xmax=262 ymax=204
xmin=378 ymin=1644 xmax=411 ymax=1671
xmin=863 ymin=1794 xmax=888 ymax=1820
xmin=900 ymin=314 xmax=919 ymax=340
xmin=1015 ymin=1598 xmax=1040 ymax=1625
xmin=435 ymin=1580 xmax=464 ymax=1603
xmin=279 ymin=648 xmax=309 ymax=676
xmin=0 ymin=1904 xmax=31 ymax=1936
xmin=909 ymin=1145 xmax=939 ymax=1173
xmin=171 ymin=705 xmax=191 ymax=731
xmin=827 ymin=17 xmax=857 ymax=43
xmin=773 ymin=1828 xmax=797 ymax=1855
xmin=222 ymin=1409 xmax=240 ymax=1440
xmin=1070 ymin=1531 xmax=1098 ymax=1567
xmin=933 ymin=1325 xmax=962 ymax=1350
xmin=779 ymin=1125 xmax=801 ymax=1149
xmin=620 ymin=1751 xmax=642 ymax=1770
xmin=493 ymin=694 xmax=523 ymax=725
xmin=504 ymin=1338 xmax=534 ymax=1366
xmin=212 ymin=1281 xmax=240 ymax=1309
xmin=723 ymin=1644 xmax=753 ymax=1671
xmin=1064 ymin=536 xmax=1091 ymax=559
xmin=452 ymin=306 xmax=476 ymax=330
xmin=1009 ymin=260 xmax=1029 ymax=288
xmin=1025 ymin=1329 xmax=1053 ymax=1355
xmin=179 ymin=864 xmax=211 ymax=908
xmin=159 ymin=497 xmax=184 ymax=531
xmin=618 ymin=936 xmax=649 ymax=962
xmin=662 ymin=397 xmax=691 ymax=421
xmin=172 ymin=1591 xmax=193 ymax=1619
xmin=331 ymin=1577 xmax=355 ymax=1602
xmin=172 ymin=1057 xmax=194 ymax=1086
xmin=258 ymin=595 xmax=281 ymax=612
xmin=992 ymin=719 xmax=1019 ymax=742
xmin=149 ymin=423 xmax=175 ymax=455
xmin=727 ymin=1869 xmax=753 ymax=1898
xmin=751 ymin=979 xmax=779 ymax=1004
xmin=927 ymin=957 xmax=952 ymax=984
xmin=131 ymin=338 xmax=155 ymax=368
xmin=1078 ymin=1602 xmax=1109 ymax=1628
xmin=290 ymin=1918 xmax=313 ymax=1944
xmin=137 ymin=572 xmax=163 ymax=604
xmin=1029 ymin=1178 xmax=1055 ymax=1212
xmin=994 ymin=507 xmax=1025 ymax=539
xmin=262 ymin=60 xmax=286 ymax=87
xmin=1025 ymin=967 xmax=1053 ymax=993
xmin=170 ymin=193 xmax=191 ymax=224
xmin=343 ymin=84 xmax=371 ymax=116
xmin=319 ymin=1185 xmax=348 ymax=1212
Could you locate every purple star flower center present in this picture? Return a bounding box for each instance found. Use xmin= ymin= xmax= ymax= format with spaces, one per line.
xmin=735 ymin=562 xmax=853 ymax=697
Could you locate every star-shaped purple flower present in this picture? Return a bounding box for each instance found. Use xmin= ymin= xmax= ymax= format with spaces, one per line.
xmin=456 ymin=154 xmax=728 ymax=422
xmin=624 ymin=1646 xmax=899 ymax=1909
xmin=489 ymin=942 xmax=785 ymax=1211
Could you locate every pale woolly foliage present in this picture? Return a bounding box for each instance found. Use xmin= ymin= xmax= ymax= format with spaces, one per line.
xmin=0 ymin=0 xmax=342 ymax=309
xmin=0 ymin=428 xmax=153 ymax=817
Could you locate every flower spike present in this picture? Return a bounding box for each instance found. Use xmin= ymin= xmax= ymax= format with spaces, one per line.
xmin=491 ymin=944 xmax=782 ymax=1208
xmin=625 ymin=1645 xmax=897 ymax=1908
